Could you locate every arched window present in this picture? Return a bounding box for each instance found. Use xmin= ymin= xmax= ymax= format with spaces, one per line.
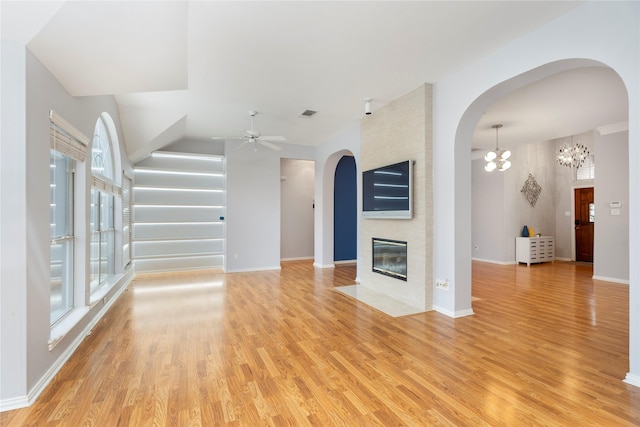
xmin=90 ymin=116 xmax=118 ymax=294
xmin=92 ymin=116 xmax=114 ymax=180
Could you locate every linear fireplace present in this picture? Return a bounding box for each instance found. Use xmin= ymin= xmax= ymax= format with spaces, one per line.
xmin=372 ymin=238 xmax=407 ymax=281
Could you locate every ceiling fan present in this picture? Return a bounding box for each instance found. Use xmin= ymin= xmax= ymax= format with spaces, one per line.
xmin=213 ymin=110 xmax=286 ymax=151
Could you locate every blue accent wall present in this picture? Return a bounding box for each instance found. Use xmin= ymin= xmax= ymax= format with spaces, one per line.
xmin=334 ymin=156 xmax=357 ymax=261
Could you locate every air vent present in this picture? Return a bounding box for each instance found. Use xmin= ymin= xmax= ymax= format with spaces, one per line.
xmin=300 ymin=110 xmax=317 ymax=118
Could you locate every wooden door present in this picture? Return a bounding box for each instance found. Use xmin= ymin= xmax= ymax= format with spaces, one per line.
xmin=574 ymin=187 xmax=594 ymax=262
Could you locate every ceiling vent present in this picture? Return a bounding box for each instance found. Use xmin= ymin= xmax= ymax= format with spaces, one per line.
xmin=300 ymin=109 xmax=317 ymax=118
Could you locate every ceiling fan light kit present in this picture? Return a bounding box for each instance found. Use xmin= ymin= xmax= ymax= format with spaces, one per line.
xmin=484 ymin=124 xmax=511 ymax=172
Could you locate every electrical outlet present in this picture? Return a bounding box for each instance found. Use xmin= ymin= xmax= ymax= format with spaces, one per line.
xmin=435 ymin=279 xmax=449 ymax=290
xmin=474 ymin=244 xmax=479 ymax=250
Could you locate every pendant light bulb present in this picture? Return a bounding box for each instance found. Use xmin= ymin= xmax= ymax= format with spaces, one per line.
xmin=485 ymin=124 xmax=510 ymax=172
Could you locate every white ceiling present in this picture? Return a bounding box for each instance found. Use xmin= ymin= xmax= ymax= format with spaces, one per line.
xmin=2 ymin=1 xmax=628 ymax=160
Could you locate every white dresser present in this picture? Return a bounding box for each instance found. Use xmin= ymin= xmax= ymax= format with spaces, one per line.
xmin=515 ymin=236 xmax=555 ymax=266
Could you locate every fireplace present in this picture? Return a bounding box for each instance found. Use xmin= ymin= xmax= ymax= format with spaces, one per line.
xmin=372 ymin=238 xmax=407 ymax=281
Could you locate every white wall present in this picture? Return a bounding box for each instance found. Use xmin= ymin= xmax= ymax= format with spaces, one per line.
xmin=433 ymin=1 xmax=639 ymax=382
xmin=133 ymin=152 xmax=226 ymax=273
xmin=314 ymin=124 xmax=361 ymax=271
xmin=280 ymin=159 xmax=315 ymax=260
xmin=1 ymin=39 xmax=29 ymax=403
xmin=225 ymin=141 xmax=314 ymax=272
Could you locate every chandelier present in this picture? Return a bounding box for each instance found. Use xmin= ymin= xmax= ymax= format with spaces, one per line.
xmin=485 ymin=124 xmax=511 ymax=172
xmin=557 ymin=136 xmax=590 ymax=168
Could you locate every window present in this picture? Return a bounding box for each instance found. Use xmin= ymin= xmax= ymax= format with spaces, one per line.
xmin=49 ymin=110 xmax=88 ymax=325
xmin=577 ymin=154 xmax=595 ymax=180
xmin=90 ymin=189 xmax=115 ymax=292
xmin=50 ymin=151 xmax=75 ymax=324
xmin=90 ymin=116 xmax=117 ymax=293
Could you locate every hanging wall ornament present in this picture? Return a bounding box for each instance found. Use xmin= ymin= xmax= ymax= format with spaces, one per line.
xmin=521 ymin=173 xmax=542 ymax=207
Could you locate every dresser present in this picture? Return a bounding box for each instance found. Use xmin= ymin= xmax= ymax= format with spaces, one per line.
xmin=515 ymin=236 xmax=555 ymax=266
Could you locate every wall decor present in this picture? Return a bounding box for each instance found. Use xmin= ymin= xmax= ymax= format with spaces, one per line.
xmin=521 ymin=173 xmax=542 ymax=207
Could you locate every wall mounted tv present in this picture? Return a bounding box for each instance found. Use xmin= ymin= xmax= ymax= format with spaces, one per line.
xmin=362 ymin=160 xmax=413 ymax=219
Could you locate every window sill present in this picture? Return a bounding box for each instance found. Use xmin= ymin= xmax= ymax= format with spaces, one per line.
xmin=49 ymin=272 xmax=130 ymax=352
xmin=89 ymin=273 xmax=124 ymax=306
xmin=49 ymin=307 xmax=90 ymax=351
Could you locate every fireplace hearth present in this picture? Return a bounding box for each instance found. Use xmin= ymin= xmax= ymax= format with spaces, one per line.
xmin=372 ymin=238 xmax=407 ymax=281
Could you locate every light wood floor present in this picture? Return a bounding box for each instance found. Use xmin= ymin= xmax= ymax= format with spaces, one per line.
xmin=2 ymin=260 xmax=639 ymax=426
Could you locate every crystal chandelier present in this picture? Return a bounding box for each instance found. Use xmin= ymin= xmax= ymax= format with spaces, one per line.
xmin=557 ymin=136 xmax=590 ymax=168
xmin=485 ymin=124 xmax=511 ymax=172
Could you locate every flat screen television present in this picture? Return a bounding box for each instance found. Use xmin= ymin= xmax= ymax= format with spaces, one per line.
xmin=362 ymin=160 xmax=413 ymax=219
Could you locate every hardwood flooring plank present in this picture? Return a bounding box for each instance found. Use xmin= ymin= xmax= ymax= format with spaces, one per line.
xmin=2 ymin=260 xmax=639 ymax=426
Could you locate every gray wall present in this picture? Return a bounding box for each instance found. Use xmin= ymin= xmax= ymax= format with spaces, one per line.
xmin=472 ymin=129 xmax=629 ymax=282
xmin=471 ymin=158 xmax=506 ymax=262
xmin=224 ymin=140 xmax=315 ymax=272
xmin=472 ymin=139 xmax=556 ymax=263
xmin=1 ymin=45 xmax=133 ymax=405
xmin=553 ymin=131 xmax=595 ymax=260
xmin=594 ymin=131 xmax=629 ymax=282
xmin=280 ymin=159 xmax=315 ymax=260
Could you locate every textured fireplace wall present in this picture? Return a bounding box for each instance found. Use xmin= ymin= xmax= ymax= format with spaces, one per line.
xmin=360 ymin=84 xmax=433 ymax=310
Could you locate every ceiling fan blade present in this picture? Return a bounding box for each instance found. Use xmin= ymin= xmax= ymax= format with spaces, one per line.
xmin=259 ymin=136 xmax=286 ymax=142
xmin=212 ymin=136 xmax=244 ymax=140
xmin=237 ymin=140 xmax=252 ymax=150
xmin=259 ymin=140 xmax=282 ymax=151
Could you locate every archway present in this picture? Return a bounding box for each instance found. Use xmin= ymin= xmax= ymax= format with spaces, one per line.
xmin=453 ymin=58 xmax=635 ymax=384
xmin=314 ymin=149 xmax=358 ymax=271
xmin=333 ymin=155 xmax=357 ymax=263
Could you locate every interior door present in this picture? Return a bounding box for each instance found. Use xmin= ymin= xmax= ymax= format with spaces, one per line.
xmin=574 ymin=187 xmax=594 ymax=262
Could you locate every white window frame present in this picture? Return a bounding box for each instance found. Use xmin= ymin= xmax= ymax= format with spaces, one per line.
xmin=48 ymin=110 xmax=89 ymax=327
xmin=50 ymin=151 xmax=75 ymax=325
xmin=90 ymin=116 xmax=120 ymax=295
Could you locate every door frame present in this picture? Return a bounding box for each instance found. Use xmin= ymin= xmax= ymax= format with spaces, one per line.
xmin=570 ymin=183 xmax=594 ymax=261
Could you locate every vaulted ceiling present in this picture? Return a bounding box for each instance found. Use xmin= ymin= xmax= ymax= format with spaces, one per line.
xmin=2 ymin=1 xmax=628 ymax=162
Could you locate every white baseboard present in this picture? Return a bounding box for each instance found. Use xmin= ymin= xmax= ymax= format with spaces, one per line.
xmin=225 ymin=265 xmax=282 ymax=273
xmin=334 ymin=259 xmax=356 ymax=265
xmin=433 ymin=305 xmax=475 ymax=318
xmin=471 ymin=257 xmax=516 ymax=265
xmin=624 ymin=372 xmax=640 ymax=388
xmin=592 ymin=275 xmax=629 ymax=285
xmin=313 ymin=262 xmax=335 ymax=269
xmin=0 ymin=270 xmax=134 ymax=412
xmin=0 ymin=395 xmax=29 ymax=413
xmin=280 ymin=256 xmax=314 ymax=262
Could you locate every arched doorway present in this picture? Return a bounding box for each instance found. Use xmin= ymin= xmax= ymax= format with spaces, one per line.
xmin=333 ymin=155 xmax=357 ymax=263
xmin=314 ymin=148 xmax=359 ymax=271
xmin=451 ymin=58 xmax=635 ymax=385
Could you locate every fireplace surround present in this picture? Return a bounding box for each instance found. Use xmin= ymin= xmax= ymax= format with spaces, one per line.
xmin=372 ymin=238 xmax=407 ymax=281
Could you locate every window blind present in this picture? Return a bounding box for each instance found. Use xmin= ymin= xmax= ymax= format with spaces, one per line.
xmin=49 ymin=110 xmax=89 ymax=161
xmin=122 ymin=175 xmax=133 ymax=267
xmin=91 ymin=175 xmax=122 ymax=196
